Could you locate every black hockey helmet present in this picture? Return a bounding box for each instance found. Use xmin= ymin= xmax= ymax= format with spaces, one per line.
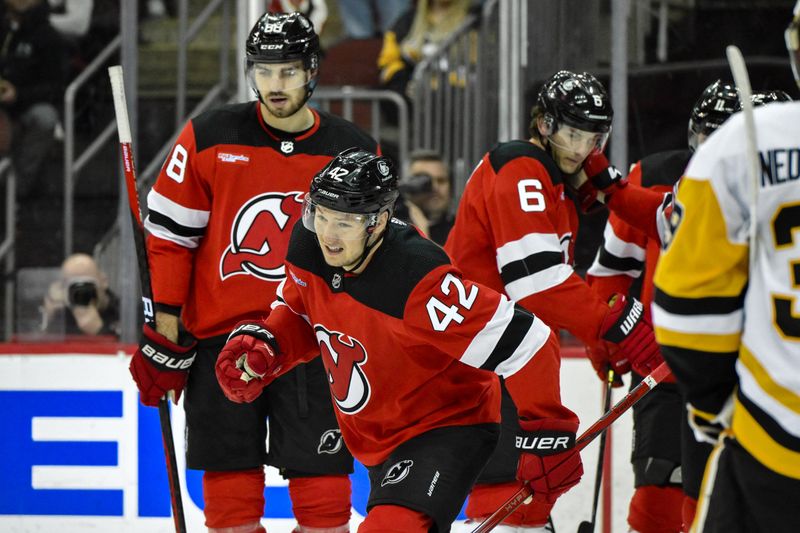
xmin=306 ymin=148 xmax=399 ymax=221
xmin=246 ymin=12 xmax=320 ymax=71
xmin=751 ymin=89 xmax=793 ymax=106
xmin=787 ymin=1 xmax=800 ymax=89
xmin=688 ymin=80 xmax=740 ymax=150
xmin=535 ymin=70 xmax=613 ymax=136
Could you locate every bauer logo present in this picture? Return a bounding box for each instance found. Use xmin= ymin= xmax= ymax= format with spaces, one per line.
xmin=381 ymin=460 xmax=413 ymax=486
xmin=515 ymin=434 xmax=573 ymax=454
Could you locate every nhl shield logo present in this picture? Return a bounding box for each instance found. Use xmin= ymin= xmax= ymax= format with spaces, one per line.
xmin=317 ymin=429 xmax=344 ymax=455
xmin=280 ymin=141 xmax=294 ymax=154
xmin=381 ymin=459 xmax=414 ymax=487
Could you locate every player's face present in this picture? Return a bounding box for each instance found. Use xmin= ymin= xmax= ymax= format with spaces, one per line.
xmin=548 ymin=125 xmax=606 ymax=174
xmin=313 ymin=205 xmax=372 ymax=269
xmin=407 ymin=160 xmax=451 ymax=217
xmin=250 ymin=60 xmax=311 ymax=118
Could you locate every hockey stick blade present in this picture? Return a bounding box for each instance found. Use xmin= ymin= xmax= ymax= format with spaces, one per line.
xmin=576 ymin=369 xmax=615 ymax=533
xmin=471 ymin=362 xmax=672 ymax=533
xmin=108 ymin=65 xmax=187 ymax=533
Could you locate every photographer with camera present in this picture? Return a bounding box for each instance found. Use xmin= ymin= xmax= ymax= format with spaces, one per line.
xmin=41 ymin=253 xmax=120 ymax=337
xmin=399 ymin=149 xmax=454 ymax=245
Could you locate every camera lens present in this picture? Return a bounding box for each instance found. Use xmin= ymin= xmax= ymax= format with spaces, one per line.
xmin=399 ymin=173 xmax=434 ymax=196
xmin=67 ymin=281 xmax=97 ymax=307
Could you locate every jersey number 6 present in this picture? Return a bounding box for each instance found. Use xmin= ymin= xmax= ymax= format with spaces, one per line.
xmin=426 ymin=273 xmax=478 ymax=331
xmin=518 ymin=179 xmax=546 ymax=212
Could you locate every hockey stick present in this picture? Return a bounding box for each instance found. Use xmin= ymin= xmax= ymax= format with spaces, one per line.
xmin=108 ymin=65 xmax=187 ymax=533
xmin=471 ymin=361 xmax=672 ymax=533
xmin=725 ymin=45 xmax=760 ymax=266
xmin=576 ymin=369 xmax=615 ymax=533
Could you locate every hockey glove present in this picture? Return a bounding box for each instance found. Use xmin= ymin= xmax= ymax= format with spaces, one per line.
xmin=598 ymin=294 xmax=664 ymax=376
xmin=516 ymin=419 xmax=583 ymax=504
xmin=584 ymin=348 xmax=625 ymax=387
xmin=130 ymin=323 xmax=197 ymax=407
xmin=583 ymin=150 xmax=627 ymax=197
xmin=687 ymin=397 xmax=734 ymax=445
xmin=215 ymin=321 xmax=282 ymax=404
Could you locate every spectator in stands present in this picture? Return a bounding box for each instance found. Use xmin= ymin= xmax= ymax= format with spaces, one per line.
xmin=41 ymin=253 xmax=120 ymax=337
xmin=336 ymin=0 xmax=409 ymax=39
xmin=269 ymin=0 xmax=329 ymax=35
xmin=400 ymin=149 xmax=454 ymax=245
xmin=378 ymin=0 xmax=473 ymax=99
xmin=0 ymin=0 xmax=67 ymax=197
xmin=48 ymin=0 xmax=92 ymax=40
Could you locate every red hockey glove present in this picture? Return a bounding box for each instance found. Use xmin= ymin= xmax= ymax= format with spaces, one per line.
xmin=583 ymin=150 xmax=627 ymax=196
xmin=598 ymin=294 xmax=664 ymax=376
xmin=584 ymin=348 xmax=626 ymax=387
xmin=574 ymin=179 xmax=606 ymax=214
xmin=215 ymin=321 xmax=282 ymax=404
xmin=130 ymin=324 xmax=197 ymax=407
xmin=515 ymin=419 xmax=583 ymax=504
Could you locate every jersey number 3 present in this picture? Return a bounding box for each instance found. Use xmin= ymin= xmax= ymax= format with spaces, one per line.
xmin=426 ymin=273 xmax=478 ymax=331
xmin=772 ymin=203 xmax=800 ymax=340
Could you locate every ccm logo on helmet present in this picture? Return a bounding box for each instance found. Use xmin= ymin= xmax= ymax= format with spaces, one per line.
xmin=141 ymin=344 xmax=195 ymax=370
xmin=515 ymin=435 xmax=572 ymax=452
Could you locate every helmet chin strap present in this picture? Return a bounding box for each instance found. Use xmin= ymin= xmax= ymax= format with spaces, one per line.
xmin=342 ymin=225 xmax=385 ymax=273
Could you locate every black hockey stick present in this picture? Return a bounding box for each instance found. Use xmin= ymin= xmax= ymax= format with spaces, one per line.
xmin=576 ymin=368 xmax=615 ymax=533
xmin=108 ymin=65 xmax=187 ymax=533
xmin=471 ymin=361 xmax=672 ymax=533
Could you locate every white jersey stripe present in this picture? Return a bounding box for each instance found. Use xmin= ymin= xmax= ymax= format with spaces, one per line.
xmin=459 ymin=295 xmax=516 ymax=369
xmin=147 ymin=189 xmax=210 ymax=229
xmin=494 ymin=315 xmax=550 ymax=378
xmin=145 ymin=221 xmax=202 ymax=248
xmin=651 ymin=302 xmax=743 ymax=335
xmin=505 ymin=263 xmax=573 ymax=300
xmin=602 ymin=224 xmax=646 ymax=260
xmin=496 ymin=232 xmax=564 ymax=269
xmin=737 ymin=360 xmax=800 ymax=439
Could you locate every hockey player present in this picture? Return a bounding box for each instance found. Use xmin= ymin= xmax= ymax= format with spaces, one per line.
xmin=214 ymin=148 xmax=583 ymax=533
xmin=444 ymin=70 xmax=664 ymax=531
xmin=652 ymin=3 xmax=800 ymax=531
xmin=586 ymin=80 xmax=742 ymax=533
xmin=127 ymin=12 xmax=380 ymax=533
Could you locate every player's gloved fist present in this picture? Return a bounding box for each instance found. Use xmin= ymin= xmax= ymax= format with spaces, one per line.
xmin=584 ymin=347 xmax=625 ymax=387
xmin=599 ymin=294 xmax=664 ymax=376
xmin=130 ymin=323 xmax=197 ymax=407
xmin=215 ymin=321 xmax=281 ymax=404
xmin=583 ymin=150 xmax=627 ymax=196
xmin=515 ymin=419 xmax=583 ymax=504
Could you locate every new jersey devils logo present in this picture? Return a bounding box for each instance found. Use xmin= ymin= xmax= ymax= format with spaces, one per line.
xmin=220 ymin=192 xmax=304 ymax=280
xmin=316 ymin=325 xmax=370 ymax=415
xmin=317 ymin=429 xmax=344 ymax=455
xmin=381 ymin=459 xmax=414 ymax=487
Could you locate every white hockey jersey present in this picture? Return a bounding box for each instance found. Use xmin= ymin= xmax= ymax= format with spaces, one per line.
xmin=653 ymin=101 xmax=800 ymax=480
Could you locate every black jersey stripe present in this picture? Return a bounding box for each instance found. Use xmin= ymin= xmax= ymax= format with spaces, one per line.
xmin=660 ymin=344 xmax=738 ymax=413
xmin=597 ymin=247 xmax=645 ymax=273
xmin=654 ymin=287 xmax=745 ymax=316
xmin=148 ymin=210 xmax=206 ymax=238
xmin=738 ymin=389 xmax=800 ymax=453
xmin=500 ymin=251 xmax=564 ymax=286
xmin=479 ymin=306 xmax=535 ymax=372
xmin=488 ymin=140 xmax=563 ymax=186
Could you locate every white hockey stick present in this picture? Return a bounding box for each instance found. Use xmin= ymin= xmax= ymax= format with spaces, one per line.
xmin=725 ymin=45 xmax=760 ymax=266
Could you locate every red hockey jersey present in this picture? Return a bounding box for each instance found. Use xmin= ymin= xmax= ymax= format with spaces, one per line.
xmin=144 ymin=103 xmax=378 ymax=338
xmin=587 ymin=149 xmax=691 ymax=315
xmin=444 ymin=141 xmax=610 ymax=346
xmin=263 ymin=220 xmax=574 ymax=466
